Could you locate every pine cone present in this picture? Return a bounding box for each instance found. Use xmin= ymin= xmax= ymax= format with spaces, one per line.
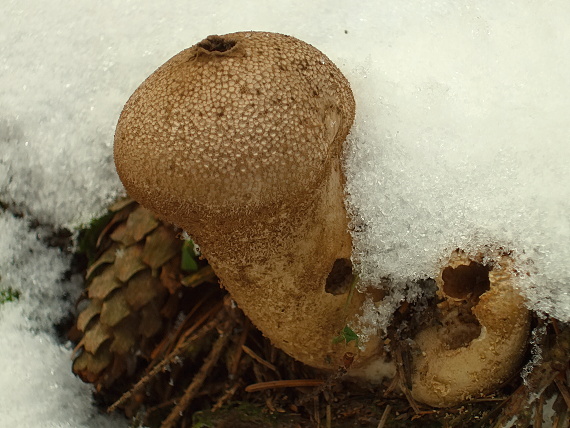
xmin=72 ymin=198 xmax=199 ymax=391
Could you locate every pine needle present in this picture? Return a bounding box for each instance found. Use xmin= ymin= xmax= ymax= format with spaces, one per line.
xmin=377 ymin=404 xmax=392 ymax=428
xmin=241 ymin=344 xmax=279 ymax=373
xmin=245 ymin=379 xmax=325 ymax=393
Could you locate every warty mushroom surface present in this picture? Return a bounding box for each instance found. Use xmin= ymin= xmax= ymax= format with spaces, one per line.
xmin=114 ymin=31 xmax=385 ymax=371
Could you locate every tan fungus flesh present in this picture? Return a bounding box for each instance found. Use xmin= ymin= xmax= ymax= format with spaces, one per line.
xmin=114 ymin=32 xmax=381 ymax=370
xmin=410 ymin=250 xmax=531 ymax=407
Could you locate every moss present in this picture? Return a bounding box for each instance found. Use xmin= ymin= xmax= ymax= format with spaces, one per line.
xmin=0 ymin=286 xmax=20 ymax=304
xmin=192 ymin=402 xmax=299 ymax=428
xmin=76 ymin=210 xmax=114 ymax=264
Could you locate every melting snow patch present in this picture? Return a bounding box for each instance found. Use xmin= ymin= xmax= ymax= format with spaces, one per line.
xmin=0 ymin=213 xmax=125 ymax=427
xmin=343 ymin=2 xmax=570 ymax=330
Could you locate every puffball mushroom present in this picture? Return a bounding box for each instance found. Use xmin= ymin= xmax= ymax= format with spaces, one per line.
xmin=410 ymin=250 xmax=531 ymax=407
xmin=114 ymin=31 xmax=380 ymax=370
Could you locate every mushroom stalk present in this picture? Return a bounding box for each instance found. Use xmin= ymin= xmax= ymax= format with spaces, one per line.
xmin=190 ymin=146 xmax=362 ymax=368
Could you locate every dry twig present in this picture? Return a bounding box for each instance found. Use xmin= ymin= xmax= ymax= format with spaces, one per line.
xmin=555 ymin=372 xmax=570 ymax=409
xmin=393 ymin=344 xmax=421 ymax=414
xmin=242 ymin=344 xmax=279 ymax=374
xmin=161 ymin=320 xmax=235 ymax=428
xmin=535 ymin=392 xmax=545 ymax=428
xmin=228 ymin=320 xmax=250 ymax=378
xmin=212 ymin=380 xmax=243 ymax=412
xmin=377 ymin=404 xmax=392 ymax=428
xmin=108 ymin=313 xmax=222 ymax=413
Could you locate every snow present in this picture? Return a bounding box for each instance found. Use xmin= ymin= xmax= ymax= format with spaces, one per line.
xmin=345 ymin=3 xmax=570 ymax=328
xmin=0 ymin=213 xmax=122 ymax=427
xmin=1 ymin=1 xmax=569 ymax=426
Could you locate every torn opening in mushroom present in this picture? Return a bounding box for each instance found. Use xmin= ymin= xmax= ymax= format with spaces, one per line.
xmin=325 ymin=258 xmax=355 ymax=296
xmin=441 ymin=261 xmax=491 ymax=300
xmin=197 ymin=35 xmax=237 ymax=53
xmin=439 ymin=261 xmax=491 ymax=350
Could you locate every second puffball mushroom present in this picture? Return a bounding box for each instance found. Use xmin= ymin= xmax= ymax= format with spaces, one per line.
xmin=114 ymin=32 xmax=379 ymax=370
xmin=410 ymin=250 xmax=531 ymax=407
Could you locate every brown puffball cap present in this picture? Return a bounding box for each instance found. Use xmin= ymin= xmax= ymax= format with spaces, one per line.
xmin=114 ymin=31 xmax=355 ymax=225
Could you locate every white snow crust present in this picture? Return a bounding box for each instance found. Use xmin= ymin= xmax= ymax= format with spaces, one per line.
xmin=1 ymin=1 xmax=569 ymax=426
xmin=0 ymin=213 xmax=122 ymax=427
xmin=344 ymin=2 xmax=570 ymax=329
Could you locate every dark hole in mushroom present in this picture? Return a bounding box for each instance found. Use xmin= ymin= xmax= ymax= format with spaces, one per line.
xmin=198 ymin=36 xmax=237 ymax=53
xmin=439 ymin=303 xmax=483 ymax=350
xmin=325 ymin=258 xmax=354 ymax=295
xmin=441 ymin=261 xmax=491 ymax=300
xmin=439 ymin=261 xmax=491 ymax=349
